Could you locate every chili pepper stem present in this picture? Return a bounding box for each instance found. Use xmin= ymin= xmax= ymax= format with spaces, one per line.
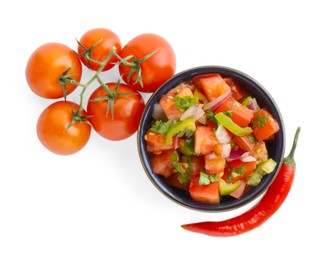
xmin=284 ymin=127 xmax=301 ymax=167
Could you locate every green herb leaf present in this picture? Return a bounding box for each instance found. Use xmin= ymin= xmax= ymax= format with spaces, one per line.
xmin=150 ymin=119 xmax=174 ymax=134
xmin=171 ymin=152 xmax=191 ymax=184
xmin=174 ymin=96 xmax=199 ymax=112
xmin=252 ymin=112 xmax=268 ymax=128
xmin=199 ymin=171 xmax=219 ymax=185
xmin=206 ymin=109 xmax=217 ymax=124
xmin=176 ymin=129 xmax=194 ymax=138
xmin=223 ymin=110 xmax=232 ymax=117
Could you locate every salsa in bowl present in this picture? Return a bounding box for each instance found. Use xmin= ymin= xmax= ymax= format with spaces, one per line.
xmin=137 ymin=66 xmax=285 ymax=212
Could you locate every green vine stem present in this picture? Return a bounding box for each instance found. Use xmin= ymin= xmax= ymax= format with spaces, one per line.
xmin=58 ymin=40 xmax=157 ymax=127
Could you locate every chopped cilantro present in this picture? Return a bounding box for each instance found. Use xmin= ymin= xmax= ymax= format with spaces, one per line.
xmin=226 ymin=166 xmax=246 ymax=182
xmin=199 ymin=171 xmax=219 ymax=185
xmin=223 ymin=110 xmax=233 ymax=117
xmin=206 ymin=109 xmax=217 ymax=124
xmin=247 ymin=136 xmax=255 ymax=143
xmin=174 ymin=96 xmax=199 ymax=112
xmin=176 ymin=129 xmax=194 ymax=138
xmin=171 ymin=152 xmax=191 ymax=184
xmin=150 ymin=119 xmax=174 ymax=134
xmin=253 ymin=112 xmax=268 ymax=128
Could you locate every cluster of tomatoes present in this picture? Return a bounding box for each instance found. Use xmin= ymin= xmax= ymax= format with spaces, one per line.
xmin=25 ymin=28 xmax=176 ymax=155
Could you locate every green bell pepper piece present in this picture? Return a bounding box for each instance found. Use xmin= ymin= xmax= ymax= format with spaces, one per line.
xmin=219 ymin=179 xmax=241 ymax=195
xmin=165 ymin=118 xmax=196 ymax=145
xmin=247 ymin=158 xmax=277 ymax=186
xmin=241 ymin=96 xmax=253 ymax=106
xmin=215 ymin=112 xmax=253 ymax=136
xmin=193 ymin=89 xmax=208 ymax=105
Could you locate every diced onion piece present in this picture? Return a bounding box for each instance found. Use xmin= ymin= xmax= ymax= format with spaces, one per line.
xmin=241 ymin=155 xmax=256 ymax=162
xmin=203 ymin=90 xmax=231 ymax=111
xmin=215 ymin=125 xmax=231 ymax=144
xmin=205 ymin=152 xmax=217 ymax=160
xmin=198 ymin=114 xmax=207 ymax=125
xmin=226 ymin=149 xmax=249 ymax=162
xmin=247 ymin=98 xmax=259 ymax=111
xmin=221 ymin=143 xmax=231 ymax=159
xmin=180 ymin=105 xmax=205 ymax=121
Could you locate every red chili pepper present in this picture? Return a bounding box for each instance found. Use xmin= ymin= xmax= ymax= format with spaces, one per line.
xmin=181 ymin=127 xmax=301 ymax=237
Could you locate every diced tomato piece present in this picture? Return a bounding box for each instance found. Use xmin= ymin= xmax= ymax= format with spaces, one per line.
xmin=204 ymin=153 xmax=226 ymax=174
xmin=189 ymin=175 xmax=220 ymax=204
xmin=165 ymin=155 xmax=205 ymax=190
xmin=145 ymin=131 xmax=175 ymax=154
xmin=229 ymin=180 xmax=246 ymax=199
xmin=150 ymin=149 xmax=176 ymax=178
xmin=176 ymin=86 xmax=193 ymax=98
xmin=252 ymin=109 xmax=280 ymax=141
xmin=224 ymin=159 xmax=257 ymax=183
xmin=193 ymin=73 xmax=219 ymax=89
xmin=193 ymin=73 xmax=231 ymax=101
xmin=223 ymin=77 xmax=244 ymax=101
xmin=194 ymin=125 xmax=220 ymax=155
xmin=233 ymin=134 xmax=256 ymax=152
xmin=189 ymin=155 xmax=205 ymax=174
xmin=159 ymin=83 xmax=193 ymax=119
xmin=215 ymin=96 xmax=254 ymax=127
xmin=249 ymin=141 xmax=268 ymax=163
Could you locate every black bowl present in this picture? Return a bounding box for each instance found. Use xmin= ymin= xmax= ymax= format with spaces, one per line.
xmin=137 ymin=65 xmax=285 ymax=212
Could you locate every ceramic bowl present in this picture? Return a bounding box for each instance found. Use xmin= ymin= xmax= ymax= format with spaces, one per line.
xmin=137 ymin=65 xmax=285 ymax=212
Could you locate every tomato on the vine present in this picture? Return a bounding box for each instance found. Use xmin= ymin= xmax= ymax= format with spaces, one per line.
xmin=87 ymin=82 xmax=145 ymax=141
xmin=77 ymin=28 xmax=122 ymax=71
xmin=118 ymin=33 xmax=176 ymax=93
xmin=37 ymin=101 xmax=91 ymax=155
xmin=26 ymin=43 xmax=82 ymax=99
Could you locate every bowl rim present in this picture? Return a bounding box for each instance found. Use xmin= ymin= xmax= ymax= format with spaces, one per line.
xmin=137 ymin=65 xmax=285 ymax=212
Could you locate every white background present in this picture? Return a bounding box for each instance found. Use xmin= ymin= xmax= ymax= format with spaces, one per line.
xmin=1 ymin=0 xmax=334 ymax=259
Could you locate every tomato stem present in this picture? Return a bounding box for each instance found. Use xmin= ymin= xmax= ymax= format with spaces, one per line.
xmin=76 ymin=38 xmax=104 ymax=67
xmin=76 ymin=48 xmax=117 ymax=115
xmin=118 ymin=51 xmax=157 ymax=87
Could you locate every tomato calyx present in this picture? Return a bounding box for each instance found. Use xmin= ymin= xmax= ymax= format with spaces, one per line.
xmin=89 ymin=79 xmax=136 ymax=119
xmin=58 ymin=66 xmax=84 ymax=100
xmin=76 ymin=38 xmax=104 ymax=68
xmin=67 ymin=107 xmax=92 ymax=129
xmin=118 ymin=51 xmax=157 ymax=87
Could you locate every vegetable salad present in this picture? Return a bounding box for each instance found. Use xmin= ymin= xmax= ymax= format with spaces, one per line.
xmin=144 ymin=73 xmax=280 ymax=204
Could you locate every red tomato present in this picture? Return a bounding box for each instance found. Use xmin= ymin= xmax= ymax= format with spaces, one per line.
xmin=119 ymin=33 xmax=176 ymax=93
xmin=224 ymin=159 xmax=257 ymax=183
xmin=252 ymin=109 xmax=280 ymax=141
xmin=250 ymin=141 xmax=269 ymax=163
xmin=204 ymin=154 xmax=226 ymax=174
xmin=77 ymin=28 xmax=121 ymax=71
xmin=194 ymin=126 xmax=220 ymax=155
xmin=189 ymin=175 xmax=220 ymax=204
xmin=193 ymin=74 xmax=231 ymax=101
xmin=37 ymin=101 xmax=91 ymax=155
xmin=145 ymin=131 xmax=175 ymax=154
xmin=26 ymin=43 xmax=82 ymax=99
xmin=87 ymin=82 xmax=145 ymax=141
xmin=216 ymin=96 xmax=254 ymax=128
xmin=151 ymin=149 xmax=176 ymax=178
xmin=233 ymin=134 xmax=256 ymax=152
xmin=159 ymin=83 xmax=192 ymax=119
xmin=189 ymin=156 xmax=205 ymax=174
xmin=223 ymin=77 xmax=245 ymax=101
